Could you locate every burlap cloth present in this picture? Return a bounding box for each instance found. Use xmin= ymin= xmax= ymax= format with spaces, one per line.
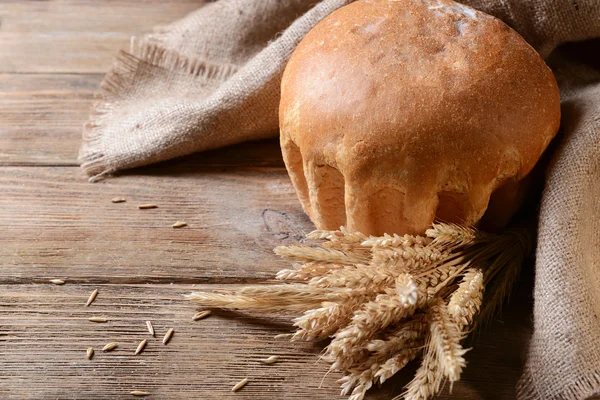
xmin=80 ymin=0 xmax=600 ymax=398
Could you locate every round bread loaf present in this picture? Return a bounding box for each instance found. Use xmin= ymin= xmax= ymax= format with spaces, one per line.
xmin=279 ymin=0 xmax=560 ymax=236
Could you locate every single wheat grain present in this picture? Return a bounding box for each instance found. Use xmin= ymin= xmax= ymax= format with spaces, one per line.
xmin=135 ymin=339 xmax=148 ymax=355
xmin=86 ymin=289 xmax=99 ymax=307
xmin=103 ymin=342 xmax=118 ymax=352
xmin=231 ymin=378 xmax=248 ymax=392
xmin=146 ymin=321 xmax=155 ymax=337
xmin=192 ymin=310 xmax=211 ymax=321
xmin=162 ymin=328 xmax=174 ymax=345
xmin=259 ymin=355 xmax=280 ymax=364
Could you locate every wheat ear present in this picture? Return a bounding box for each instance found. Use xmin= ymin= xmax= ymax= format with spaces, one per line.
xmin=428 ymin=298 xmax=468 ymax=382
xmin=327 ymin=274 xmax=424 ymax=370
xmin=185 ymin=223 xmax=532 ymax=400
xmin=276 ymin=262 xmax=345 ymax=281
xmin=292 ymin=297 xmax=368 ymax=341
xmin=448 ymin=268 xmax=484 ymax=328
xmin=367 ymin=316 xmax=427 ymax=357
xmin=426 ymin=222 xmax=495 ymax=249
xmin=402 ymin=335 xmax=443 ymax=400
xmin=187 ymin=285 xmax=357 ymax=312
xmin=275 ymin=245 xmax=369 ymax=265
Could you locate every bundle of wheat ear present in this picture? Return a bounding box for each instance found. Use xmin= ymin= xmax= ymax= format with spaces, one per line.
xmin=188 ymin=223 xmax=531 ymax=400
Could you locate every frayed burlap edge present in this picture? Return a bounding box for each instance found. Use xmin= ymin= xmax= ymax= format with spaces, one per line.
xmin=79 ymin=39 xmax=240 ymax=182
xmin=518 ymin=369 xmax=600 ymax=400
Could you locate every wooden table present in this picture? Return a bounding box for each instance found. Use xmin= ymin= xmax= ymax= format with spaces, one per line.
xmin=0 ymin=1 xmax=533 ymax=398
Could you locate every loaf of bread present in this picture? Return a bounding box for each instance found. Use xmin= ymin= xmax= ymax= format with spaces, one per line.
xmin=279 ymin=0 xmax=560 ymax=236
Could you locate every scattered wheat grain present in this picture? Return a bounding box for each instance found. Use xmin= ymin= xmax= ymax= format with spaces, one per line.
xmin=231 ymin=377 xmax=248 ymax=392
xmin=192 ymin=310 xmax=211 ymax=321
xmin=102 ymin=342 xmax=118 ymax=352
xmin=138 ymin=204 xmax=157 ymax=209
xmin=172 ymin=221 xmax=187 ymax=228
xmin=259 ymin=355 xmax=280 ymax=364
xmin=86 ymin=347 xmax=94 ymax=360
xmin=50 ymin=279 xmax=65 ymax=285
xmin=146 ymin=321 xmax=155 ymax=337
xmin=135 ymin=339 xmax=148 ymax=355
xmin=162 ymin=328 xmax=174 ymax=345
xmin=111 ymin=197 xmax=126 ymax=203
xmin=130 ymin=391 xmax=149 ymax=397
xmin=86 ymin=289 xmax=99 ymax=307
xmin=88 ymin=317 xmax=107 ymax=323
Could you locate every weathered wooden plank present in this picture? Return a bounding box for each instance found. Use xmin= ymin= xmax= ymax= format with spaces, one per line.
xmin=0 ymin=73 xmax=98 ymax=165
xmin=0 ymin=166 xmax=313 ymax=284
xmin=0 ymin=73 xmax=284 ymax=165
xmin=0 ymin=0 xmax=204 ymax=73
xmin=0 ymin=2 xmax=534 ymax=398
xmin=0 ymin=282 xmax=531 ymax=399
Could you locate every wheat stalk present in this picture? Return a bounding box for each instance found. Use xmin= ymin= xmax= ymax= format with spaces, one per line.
xmin=188 ymin=223 xmax=532 ymax=400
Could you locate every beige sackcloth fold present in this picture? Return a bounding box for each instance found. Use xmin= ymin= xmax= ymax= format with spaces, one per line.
xmin=80 ymin=0 xmax=600 ymax=399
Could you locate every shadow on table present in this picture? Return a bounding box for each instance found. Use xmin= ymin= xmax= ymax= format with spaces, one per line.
xmin=118 ymin=138 xmax=285 ymax=178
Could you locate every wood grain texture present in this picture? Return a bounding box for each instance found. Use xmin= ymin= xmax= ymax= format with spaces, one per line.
xmin=0 ymin=163 xmax=532 ymax=399
xmin=0 ymin=1 xmax=533 ymax=398
xmin=0 ymin=73 xmax=98 ymax=165
xmin=0 ymin=0 xmax=204 ymax=73
xmin=0 ymin=165 xmax=312 ymax=284
xmin=0 ymin=282 xmax=532 ymax=400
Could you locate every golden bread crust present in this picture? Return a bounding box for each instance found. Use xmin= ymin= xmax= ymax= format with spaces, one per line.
xmin=280 ymin=0 xmax=560 ymax=235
